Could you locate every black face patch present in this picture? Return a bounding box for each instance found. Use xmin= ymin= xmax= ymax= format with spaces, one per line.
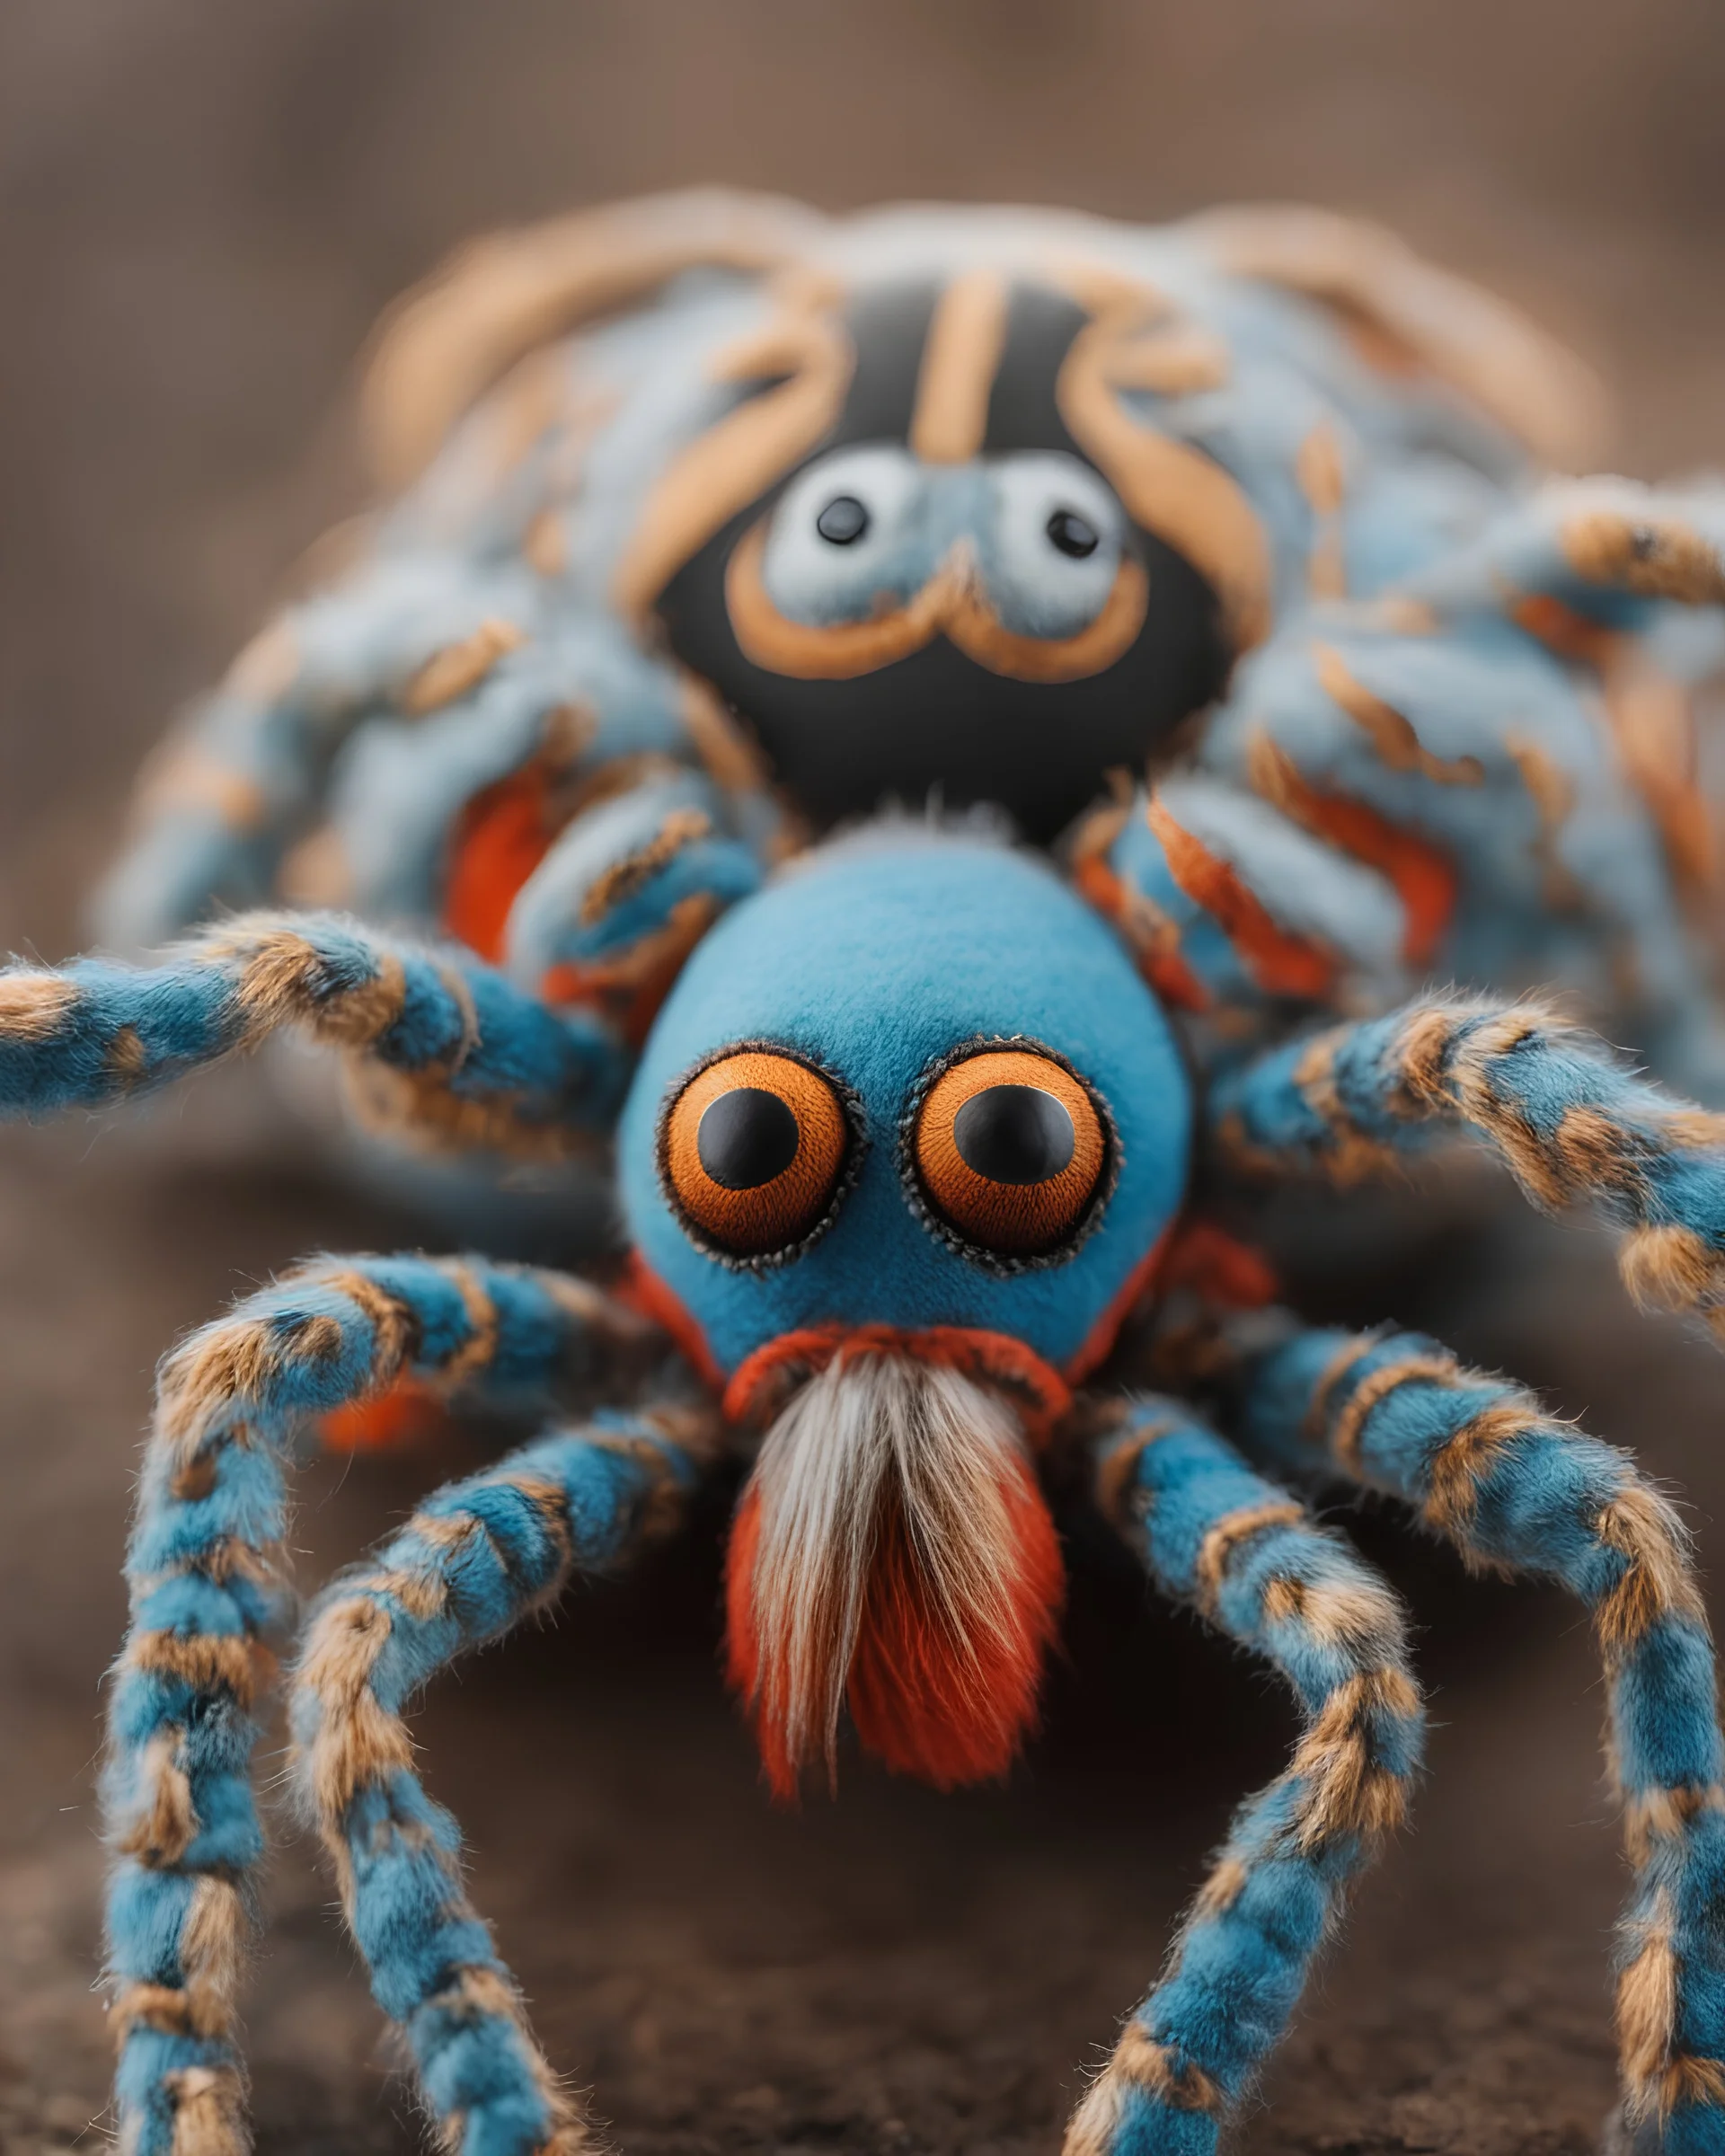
xmin=983 ymin=282 xmax=1094 ymax=455
xmin=653 ymin=272 xmax=1232 ymax=844
xmin=658 ymin=517 xmax=1224 ymax=840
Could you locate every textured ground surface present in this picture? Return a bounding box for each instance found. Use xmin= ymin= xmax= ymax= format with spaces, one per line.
xmin=2 ymin=5 xmax=1725 ymax=2152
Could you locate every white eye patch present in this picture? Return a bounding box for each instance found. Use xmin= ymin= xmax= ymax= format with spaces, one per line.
xmin=759 ymin=446 xmax=935 ymax=625
xmin=980 ymin=453 xmax=1128 ymax=639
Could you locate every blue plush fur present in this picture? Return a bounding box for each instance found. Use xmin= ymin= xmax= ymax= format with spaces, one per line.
xmin=621 ymin=831 xmax=1191 ymax=1373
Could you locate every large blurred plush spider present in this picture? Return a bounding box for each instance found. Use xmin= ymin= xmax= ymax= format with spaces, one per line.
xmin=96 ymin=191 xmax=1725 ymax=1096
xmin=9 ymin=827 xmax=1725 ymax=2154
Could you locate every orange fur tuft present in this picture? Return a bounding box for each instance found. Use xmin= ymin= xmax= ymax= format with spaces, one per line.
xmin=723 ymin=1350 xmax=1065 ymax=1798
xmin=441 ymin=766 xmax=558 ymax=961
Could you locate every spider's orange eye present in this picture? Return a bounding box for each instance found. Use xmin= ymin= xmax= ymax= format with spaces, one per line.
xmin=911 ymin=1047 xmax=1109 ymax=1260
xmin=662 ymin=1049 xmax=853 ymax=1260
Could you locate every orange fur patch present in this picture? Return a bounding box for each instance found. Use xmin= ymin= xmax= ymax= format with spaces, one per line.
xmin=320 ymin=1377 xmax=452 ymax=1454
xmin=724 ymin=1447 xmax=1065 ymax=1798
xmin=442 ymin=765 xmax=560 ymax=961
xmin=1245 ymin=729 xmax=1457 ymax=966
xmin=1146 ymin=793 xmax=1336 ymax=999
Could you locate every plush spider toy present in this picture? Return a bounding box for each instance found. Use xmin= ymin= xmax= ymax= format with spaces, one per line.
xmin=9 ymin=827 xmax=1725 ymax=2155
xmin=95 ymin=190 xmax=1725 ymax=1099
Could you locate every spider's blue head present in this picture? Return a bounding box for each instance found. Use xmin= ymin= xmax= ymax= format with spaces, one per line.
xmin=619 ymin=823 xmax=1192 ymax=1406
xmin=618 ymin=826 xmax=1192 ymax=1798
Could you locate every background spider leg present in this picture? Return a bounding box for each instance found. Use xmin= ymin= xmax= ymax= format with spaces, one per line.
xmin=290 ymin=1405 xmax=717 ymax=2156
xmin=0 ymin=908 xmax=633 ymax=1152
xmin=102 ymin=1252 xmax=656 ymax=2156
xmin=1399 ymin=478 xmax=1725 ymax=631
xmin=90 ymin=547 xmax=550 ymax=950
xmin=1208 ymin=994 xmax=1725 ymax=1341
xmin=1069 ymin=778 xmax=1407 ymax=1027
xmin=1063 ymin=1398 xmax=1422 ymax=2156
xmin=1225 ymin=1321 xmax=1725 ymax=2149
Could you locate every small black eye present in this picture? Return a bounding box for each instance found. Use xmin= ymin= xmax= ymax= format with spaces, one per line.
xmin=1046 ymin=508 xmax=1100 ymax=559
xmin=816 ymin=494 xmax=871 ymax=546
xmin=697 ymin=1088 xmax=801 ymax=1190
xmin=951 ymin=1085 xmax=1076 ymax=1186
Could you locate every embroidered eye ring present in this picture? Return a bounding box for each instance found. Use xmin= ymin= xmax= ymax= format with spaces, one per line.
xmin=660 ymin=1046 xmax=858 ymax=1264
xmin=906 ymin=1041 xmax=1115 ymax=1268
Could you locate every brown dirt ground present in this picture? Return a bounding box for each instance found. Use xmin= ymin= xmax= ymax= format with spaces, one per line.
xmin=3 ymin=6 xmax=1725 ymax=2152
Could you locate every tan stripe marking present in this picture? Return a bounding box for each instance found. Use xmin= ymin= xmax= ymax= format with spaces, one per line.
xmin=1664 ymin=2054 xmax=1725 ymax=2110
xmin=909 ymin=270 xmax=1011 ymax=465
xmin=433 ymin=1261 xmax=500 ymax=1389
xmin=1057 ymin=315 xmax=1272 ymax=651
xmin=1290 ymin=1032 xmax=1399 ymax=1185
xmin=1595 ymin=1484 xmax=1709 ymax=1659
xmin=1504 ymin=731 xmax=1582 ymax=908
xmin=296 ymin=1593 xmax=412 ymax=1819
xmin=401 ymin=618 xmax=526 ymax=715
xmin=1617 ymin=1898 xmax=1678 ymax=2118
xmin=1264 ymin=1570 xmax=1406 ymax=1654
xmin=114 ymin=1730 xmax=197 ymax=1867
xmin=1296 ymin=423 xmax=1349 ymax=599
xmin=1327 ymin=1354 xmax=1461 ymax=1473
xmin=311 ymin=1268 xmax=417 ymax=1380
xmin=614 ymin=294 xmax=854 ymax=621
xmin=157 ymin=1311 xmax=283 ymax=1468
xmin=1289 ymin=1666 xmax=1420 ymax=1847
xmin=1620 ymin=1224 xmax=1723 ymax=1317
xmin=1302 ymin=1332 xmax=1376 ymax=1445
xmin=523 ymin=508 xmax=569 ymax=577
xmin=1552 ymin=1103 xmax=1645 ymax=1201
xmin=1623 ymin=1783 xmax=1725 ymax=1869
xmin=353 ymin=1562 xmax=449 ymax=1625
xmin=1110 ymin=2022 xmax=1225 ymax=2112
xmin=1562 ymin=511 xmax=1725 ymax=607
xmin=1390 ymin=1005 xmax=1465 ymax=1115
xmin=1314 ymin=645 xmax=1484 ymax=785
xmin=128 ymin=1630 xmax=266 ymax=1710
xmin=340 ymin=1060 xmax=589 ymax=1163
xmin=1092 ymin=1418 xmax=1180 ymax=1528
xmin=195 ymin=923 xmax=409 ymax=1051
xmin=162 ymin=2062 xmax=250 ymax=2156
xmin=579 ymin=807 xmax=712 ymax=926
xmin=1104 ymin=324 xmax=1231 ymax=397
xmin=429 ymin=1966 xmax=596 ymax=2149
xmin=1190 ymin=1855 xmax=1250 ymax=1922
xmin=0 ymin=973 xmax=79 ymax=1041
xmin=1195 ymin=1501 xmax=1305 ymax=1609
xmin=1422 ymin=1398 xmax=1535 ymax=1540
xmin=429 ymin=958 xmax=481 ymax=1074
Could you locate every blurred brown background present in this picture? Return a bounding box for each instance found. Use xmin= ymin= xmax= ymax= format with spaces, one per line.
xmin=3 ymin=4 xmax=1725 ymax=2152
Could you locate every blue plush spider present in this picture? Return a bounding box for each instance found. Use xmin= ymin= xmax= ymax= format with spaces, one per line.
xmin=8 ymin=826 xmax=1725 ymax=2154
xmin=93 ymin=191 xmax=1725 ymax=1100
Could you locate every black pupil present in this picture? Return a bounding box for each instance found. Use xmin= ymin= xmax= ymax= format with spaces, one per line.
xmin=696 ymin=1087 xmax=801 ymax=1190
xmin=951 ymin=1085 xmax=1075 ymax=1186
xmin=1046 ymin=508 xmax=1100 ymax=559
xmin=816 ymin=494 xmax=871 ymax=545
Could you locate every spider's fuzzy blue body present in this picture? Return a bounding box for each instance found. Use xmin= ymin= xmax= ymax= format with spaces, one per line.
xmin=7 ymin=827 xmax=1725 ymax=2152
xmin=93 ymin=191 xmax=1725 ymax=1114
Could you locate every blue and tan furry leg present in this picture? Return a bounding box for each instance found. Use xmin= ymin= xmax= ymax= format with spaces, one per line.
xmin=1228 ymin=1325 xmax=1725 ymax=2152
xmin=0 ymin=911 xmax=633 ymax=1152
xmin=1209 ymin=996 xmax=1725 ymax=1341
xmin=1064 ymin=1400 xmax=1423 ymax=2156
xmin=102 ymin=1253 xmax=657 ymax=2156
xmin=290 ymin=1408 xmax=715 ymax=2155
